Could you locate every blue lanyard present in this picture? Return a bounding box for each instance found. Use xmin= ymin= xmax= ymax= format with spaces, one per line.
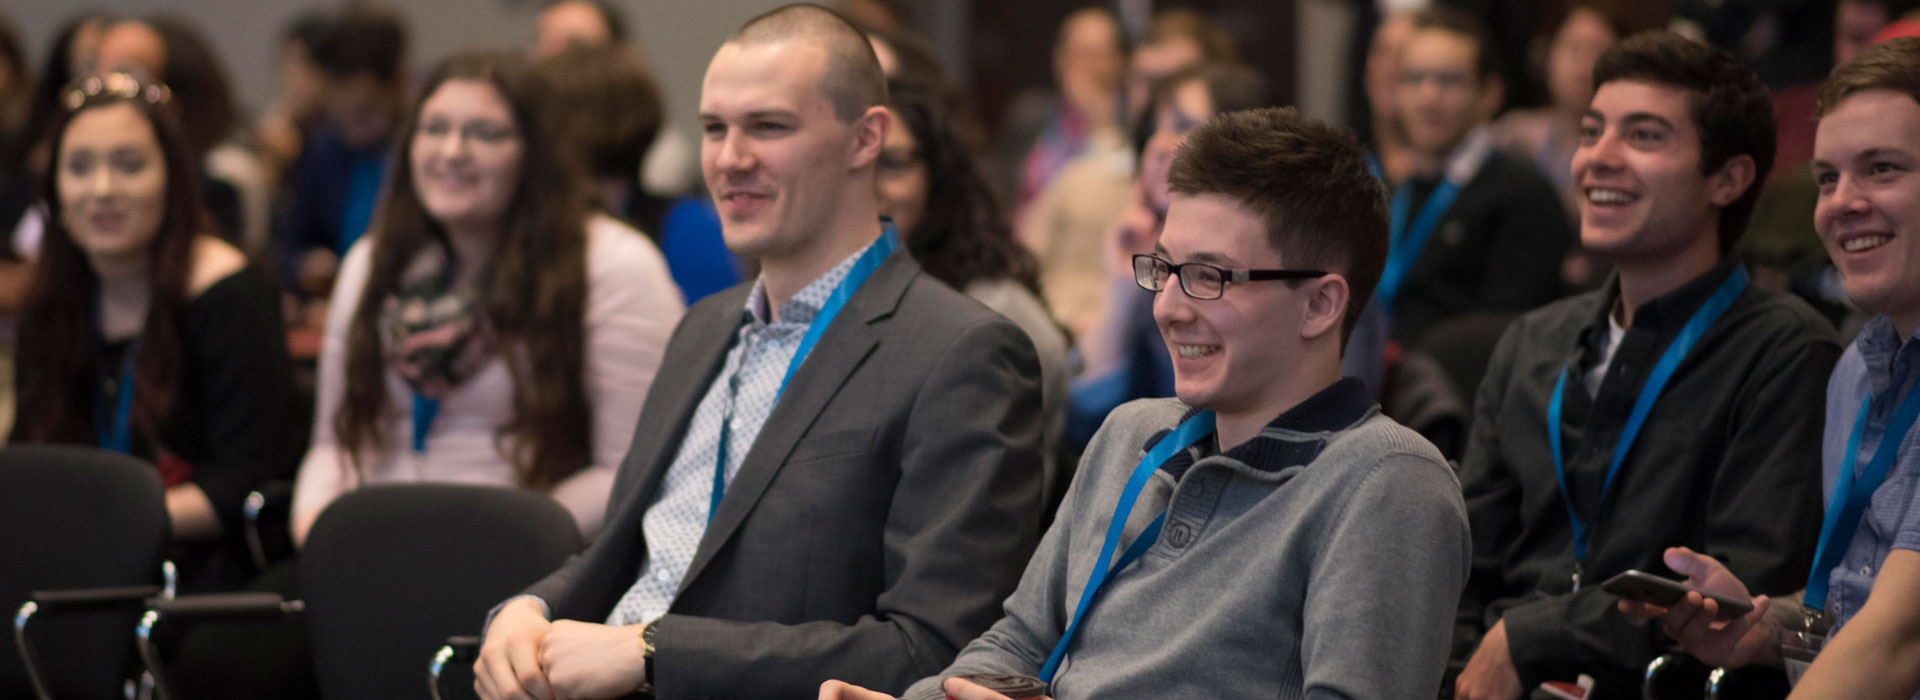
xmin=412 ymin=395 xmax=440 ymax=453
xmin=1805 ymin=375 xmax=1920 ymax=611
xmin=1374 ymin=178 xmax=1462 ymax=317
xmin=1548 ymin=266 xmax=1748 ymax=587
xmin=708 ymin=226 xmax=901 ymax=521
xmin=1038 ymin=410 xmax=1215 ymax=685
xmin=95 ymin=345 xmax=139 ymax=454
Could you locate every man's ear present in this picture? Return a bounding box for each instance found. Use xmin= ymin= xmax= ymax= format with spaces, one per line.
xmin=1302 ymin=273 xmax=1350 ymax=343
xmin=1705 ymin=153 xmax=1757 ymax=208
xmin=849 ymin=105 xmax=890 ymax=170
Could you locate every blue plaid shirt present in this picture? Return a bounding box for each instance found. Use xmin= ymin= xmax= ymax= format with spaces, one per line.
xmin=1818 ymin=315 xmax=1920 ymax=635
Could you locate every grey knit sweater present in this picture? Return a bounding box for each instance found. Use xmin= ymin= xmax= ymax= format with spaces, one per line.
xmin=902 ymin=386 xmax=1470 ymax=700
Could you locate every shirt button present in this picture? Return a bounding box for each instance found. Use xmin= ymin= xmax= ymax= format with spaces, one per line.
xmin=1862 ymin=566 xmax=1874 ymax=577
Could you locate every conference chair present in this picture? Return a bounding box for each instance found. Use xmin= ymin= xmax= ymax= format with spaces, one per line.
xmin=2 ymin=445 xmax=174 ymax=700
xmin=1643 ymin=653 xmax=1790 ymax=700
xmin=137 ymin=483 xmax=582 ymax=700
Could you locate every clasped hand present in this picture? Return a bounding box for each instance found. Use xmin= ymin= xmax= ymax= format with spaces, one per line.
xmin=474 ymin=598 xmax=650 ymax=700
xmin=819 ymin=676 xmax=1055 ymax=700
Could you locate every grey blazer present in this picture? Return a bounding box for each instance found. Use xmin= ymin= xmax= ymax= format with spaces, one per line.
xmin=520 ymin=252 xmax=1047 ymax=698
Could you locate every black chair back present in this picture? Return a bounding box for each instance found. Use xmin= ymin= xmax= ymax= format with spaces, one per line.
xmin=298 ymin=484 xmax=582 ymax=700
xmin=0 ymin=445 xmax=169 ymax=699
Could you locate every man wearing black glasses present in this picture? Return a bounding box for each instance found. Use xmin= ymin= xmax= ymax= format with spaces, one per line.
xmin=823 ymin=107 xmax=1471 ymax=700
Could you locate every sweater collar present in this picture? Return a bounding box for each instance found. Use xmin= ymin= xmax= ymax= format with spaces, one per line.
xmin=1154 ymin=377 xmax=1376 ymax=478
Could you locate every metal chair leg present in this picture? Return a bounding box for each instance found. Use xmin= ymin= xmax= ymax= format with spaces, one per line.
xmin=14 ymin=600 xmax=55 ymax=700
xmin=1705 ymin=667 xmax=1728 ymax=700
xmin=430 ymin=644 xmax=457 ymax=700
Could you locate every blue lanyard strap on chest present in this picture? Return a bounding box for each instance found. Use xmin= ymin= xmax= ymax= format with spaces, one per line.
xmin=1373 ymin=178 xmax=1462 ymax=317
xmin=1548 ymin=266 xmax=1748 ymax=578
xmin=91 ymin=286 xmax=140 ymax=454
xmin=96 ymin=345 xmax=140 ymax=454
xmin=708 ymin=226 xmax=901 ymax=521
xmin=1038 ymin=410 xmax=1215 ymax=685
xmin=1805 ymin=378 xmax=1920 ymax=611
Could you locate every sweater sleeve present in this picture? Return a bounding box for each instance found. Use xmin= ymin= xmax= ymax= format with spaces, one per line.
xmin=180 ymin=268 xmax=306 ymax=542
xmin=549 ymin=218 xmax=685 ymax=539
xmin=1299 ymin=448 xmax=1472 ymax=700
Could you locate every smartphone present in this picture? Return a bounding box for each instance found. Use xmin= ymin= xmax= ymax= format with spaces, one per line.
xmin=1600 ymin=569 xmax=1754 ymax=621
xmin=952 ymin=674 xmax=1048 ymax=699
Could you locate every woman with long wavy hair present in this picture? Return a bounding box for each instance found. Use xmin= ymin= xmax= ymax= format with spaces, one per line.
xmin=875 ymin=79 xmax=1072 ymax=507
xmin=12 ymin=72 xmax=303 ymax=589
xmin=291 ymin=50 xmax=682 ymax=543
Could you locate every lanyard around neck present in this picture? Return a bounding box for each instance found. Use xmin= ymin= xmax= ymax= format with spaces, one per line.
xmin=707 ymin=225 xmax=901 ymax=522
xmin=91 ymin=285 xmax=140 ymax=454
xmin=1374 ymin=177 xmax=1462 ymax=317
xmin=96 ymin=345 xmax=140 ymax=454
xmin=1805 ymin=373 xmax=1920 ymax=611
xmin=1548 ymin=266 xmax=1748 ymax=588
xmin=1037 ymin=410 xmax=1215 ymax=686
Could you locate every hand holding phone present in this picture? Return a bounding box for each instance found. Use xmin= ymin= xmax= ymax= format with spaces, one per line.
xmin=1601 ymin=570 xmax=1755 ymax=621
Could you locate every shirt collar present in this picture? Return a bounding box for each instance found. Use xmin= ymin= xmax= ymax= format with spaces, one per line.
xmin=742 ymin=234 xmax=883 ymax=327
xmin=1589 ymin=256 xmax=1741 ymax=337
xmin=1154 ymin=377 xmax=1376 ymax=460
xmin=1855 ymin=314 xmax=1920 ymax=395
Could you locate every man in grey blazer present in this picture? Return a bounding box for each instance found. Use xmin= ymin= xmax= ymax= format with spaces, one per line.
xmin=474 ymin=5 xmax=1046 ymax=700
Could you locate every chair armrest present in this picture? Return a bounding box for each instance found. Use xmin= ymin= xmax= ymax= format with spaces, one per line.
xmin=244 ymin=480 xmax=297 ymax=569
xmin=431 ymin=636 xmax=483 ymax=700
xmin=136 ymin=593 xmax=305 ymax=700
xmin=25 ymin=585 xmax=167 ymax=613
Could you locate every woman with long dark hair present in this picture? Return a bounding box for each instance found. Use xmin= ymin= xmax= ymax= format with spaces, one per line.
xmin=876 ymin=80 xmax=1071 ymax=498
xmin=291 ymin=50 xmax=681 ymax=543
xmin=12 ymin=72 xmax=303 ymax=588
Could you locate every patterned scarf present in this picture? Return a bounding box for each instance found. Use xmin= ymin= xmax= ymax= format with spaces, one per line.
xmin=379 ymin=248 xmax=497 ymax=399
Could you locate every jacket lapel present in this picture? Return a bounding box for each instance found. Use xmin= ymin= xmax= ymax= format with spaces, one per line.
xmin=677 ymin=253 xmax=916 ymax=594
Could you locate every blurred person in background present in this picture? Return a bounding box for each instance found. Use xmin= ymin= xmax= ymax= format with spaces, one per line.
xmin=1000 ymin=7 xmax=1125 ymax=216
xmin=291 ymin=50 xmax=682 ymax=544
xmin=1493 ymin=3 xmax=1625 ymax=214
xmin=1023 ymin=7 xmax=1238 ymax=337
xmin=12 ymin=72 xmax=303 ymax=590
xmin=879 ymin=79 xmax=1072 ymax=517
xmin=94 ymin=14 xmax=262 ymax=253
xmin=1381 ymin=7 xmax=1570 ymax=346
xmin=1363 ymin=10 xmax=1418 ymax=185
xmin=277 ymin=4 xmax=409 ymax=319
xmin=535 ymin=0 xmax=626 ymax=58
xmin=254 ymin=10 xmax=333 ymax=187
xmin=538 ymin=43 xmax=670 ymax=238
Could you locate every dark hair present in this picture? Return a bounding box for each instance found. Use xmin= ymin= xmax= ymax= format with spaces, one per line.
xmin=281 ymin=8 xmax=333 ymax=55
xmin=1144 ymin=9 xmax=1239 ymax=64
xmin=310 ymin=4 xmax=409 ymax=84
xmin=1166 ymin=107 xmax=1389 ymax=346
xmin=337 ymin=50 xmax=592 ymax=492
xmin=1410 ymin=5 xmax=1498 ymax=81
xmin=733 ymin=4 xmax=887 ymax=122
xmin=1817 ymin=37 xmax=1920 ymax=118
xmin=1132 ymin=62 xmax=1272 ymax=160
xmin=17 ymin=76 xmax=207 ymax=447
xmin=1592 ymin=31 xmax=1776 ymax=252
xmin=107 ymin=15 xmax=239 ymax=161
xmin=888 ymin=80 xmax=1043 ymax=296
xmin=545 ymin=0 xmax=627 ymax=44
xmin=538 ymin=43 xmax=662 ymax=181
xmin=21 ymin=11 xmax=114 ymax=165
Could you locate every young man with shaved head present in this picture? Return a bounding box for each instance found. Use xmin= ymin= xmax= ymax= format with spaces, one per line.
xmin=823 ymin=107 xmax=1471 ymax=700
xmin=1451 ymin=32 xmax=1839 ymax=700
xmin=474 ymin=5 xmax=1045 ymax=699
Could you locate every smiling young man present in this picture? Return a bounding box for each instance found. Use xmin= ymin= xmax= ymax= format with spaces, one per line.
xmin=1450 ymin=32 xmax=1841 ymax=700
xmin=822 ymin=107 xmax=1471 ymax=700
xmin=1618 ymin=37 xmax=1920 ymax=700
xmin=473 ymin=5 xmax=1046 ymax=700
xmin=1382 ymin=7 xmax=1571 ymax=345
